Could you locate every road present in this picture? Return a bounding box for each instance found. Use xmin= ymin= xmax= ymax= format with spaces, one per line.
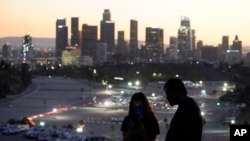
xmin=0 ymin=76 xmax=239 ymax=140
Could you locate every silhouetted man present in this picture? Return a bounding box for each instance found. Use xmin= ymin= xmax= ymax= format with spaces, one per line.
xmin=164 ymin=78 xmax=203 ymax=141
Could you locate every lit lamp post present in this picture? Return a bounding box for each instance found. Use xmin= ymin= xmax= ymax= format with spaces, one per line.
xmin=201 ymin=90 xmax=206 ymax=97
xmin=223 ymin=82 xmax=228 ymax=92
xmin=135 ymin=80 xmax=140 ymax=89
xmin=106 ymin=84 xmax=112 ymax=95
xmin=92 ymin=69 xmax=97 ymax=83
xmin=128 ymin=82 xmax=132 ymax=87
xmin=40 ymin=121 xmax=45 ymax=127
xmin=152 ymin=73 xmax=157 ymax=82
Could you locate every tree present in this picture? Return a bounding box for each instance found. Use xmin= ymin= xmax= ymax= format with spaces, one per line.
xmin=21 ymin=63 xmax=32 ymax=87
xmin=163 ymin=117 xmax=170 ymax=130
xmin=79 ymin=120 xmax=85 ymax=128
xmin=110 ymin=124 xmax=115 ymax=138
xmin=66 ymin=124 xmax=73 ymax=129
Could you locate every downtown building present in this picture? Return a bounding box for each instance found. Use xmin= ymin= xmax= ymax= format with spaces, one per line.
xmin=21 ymin=33 xmax=34 ymax=62
xmin=225 ymin=35 xmax=242 ymax=65
xmin=177 ymin=16 xmax=195 ymax=62
xmin=117 ymin=30 xmax=128 ymax=62
xmin=100 ymin=9 xmax=115 ymax=53
xmin=166 ymin=36 xmax=178 ymax=62
xmin=219 ymin=36 xmax=229 ymax=62
xmin=71 ymin=17 xmax=80 ymax=47
xmin=2 ymin=42 xmax=12 ymax=60
xmin=145 ymin=27 xmax=164 ymax=63
xmin=129 ymin=19 xmax=138 ymax=62
xmin=55 ymin=18 xmax=68 ymax=58
xmin=81 ymin=24 xmax=98 ymax=63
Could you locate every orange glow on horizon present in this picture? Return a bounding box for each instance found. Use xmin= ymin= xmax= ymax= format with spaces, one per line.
xmin=1 ymin=0 xmax=250 ymax=46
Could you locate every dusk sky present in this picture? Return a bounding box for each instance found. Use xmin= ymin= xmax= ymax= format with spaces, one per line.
xmin=1 ymin=0 xmax=250 ymax=46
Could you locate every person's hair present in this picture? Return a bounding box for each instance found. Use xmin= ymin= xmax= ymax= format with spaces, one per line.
xmin=128 ymin=92 xmax=154 ymax=117
xmin=164 ymin=78 xmax=187 ymax=95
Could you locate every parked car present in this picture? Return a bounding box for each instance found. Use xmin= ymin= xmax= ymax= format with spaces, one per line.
xmin=2 ymin=127 xmax=21 ymax=135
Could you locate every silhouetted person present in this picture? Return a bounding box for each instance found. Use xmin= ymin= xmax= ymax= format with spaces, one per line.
xmin=164 ymin=78 xmax=203 ymax=141
xmin=121 ymin=92 xmax=160 ymax=141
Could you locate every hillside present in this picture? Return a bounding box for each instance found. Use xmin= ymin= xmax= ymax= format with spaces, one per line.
xmin=0 ymin=37 xmax=55 ymax=48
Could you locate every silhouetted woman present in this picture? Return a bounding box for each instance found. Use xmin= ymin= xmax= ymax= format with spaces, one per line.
xmin=121 ymin=92 xmax=160 ymax=141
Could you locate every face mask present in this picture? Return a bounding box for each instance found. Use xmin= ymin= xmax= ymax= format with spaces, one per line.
xmin=134 ymin=106 xmax=145 ymax=116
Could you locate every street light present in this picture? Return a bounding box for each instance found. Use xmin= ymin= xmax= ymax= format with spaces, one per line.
xmin=201 ymin=90 xmax=206 ymax=97
xmin=224 ymin=82 xmax=228 ymax=87
xmin=128 ymin=82 xmax=132 ymax=87
xmin=53 ymin=108 xmax=57 ymax=113
xmin=152 ymin=93 xmax=155 ymax=97
xmin=135 ymin=80 xmax=140 ymax=86
xmin=40 ymin=121 xmax=45 ymax=127
xmin=231 ymin=119 xmax=235 ymax=124
xmin=76 ymin=126 xmax=83 ymax=133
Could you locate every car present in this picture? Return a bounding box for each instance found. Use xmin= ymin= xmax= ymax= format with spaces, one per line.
xmin=2 ymin=127 xmax=21 ymax=135
xmin=37 ymin=133 xmax=52 ymax=141
xmin=223 ymin=116 xmax=236 ymax=125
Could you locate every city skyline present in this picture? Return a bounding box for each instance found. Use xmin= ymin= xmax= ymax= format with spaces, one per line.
xmin=1 ymin=0 xmax=250 ymax=47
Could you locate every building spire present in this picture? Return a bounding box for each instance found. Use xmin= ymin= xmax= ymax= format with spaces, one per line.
xmin=234 ymin=35 xmax=238 ymax=41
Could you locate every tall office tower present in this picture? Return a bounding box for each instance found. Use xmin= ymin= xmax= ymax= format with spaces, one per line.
xmin=96 ymin=42 xmax=107 ymax=64
xmin=81 ymin=24 xmax=98 ymax=62
xmin=169 ymin=37 xmax=177 ymax=49
xmin=222 ymin=36 xmax=229 ymax=51
xmin=167 ymin=36 xmax=178 ymax=61
xmin=100 ymin=9 xmax=115 ymax=52
xmin=177 ymin=16 xmax=192 ymax=61
xmin=103 ymin=9 xmax=111 ymax=21
xmin=21 ymin=32 xmax=34 ymax=62
xmin=220 ymin=36 xmax=229 ymax=62
xmin=231 ymin=35 xmax=242 ymax=57
xmin=2 ymin=42 xmax=11 ymax=59
xmin=196 ymin=40 xmax=203 ymax=60
xmin=71 ymin=17 xmax=79 ymax=47
xmin=117 ymin=31 xmax=128 ymax=58
xmin=192 ymin=29 xmax=196 ymax=49
xmin=145 ymin=27 xmax=164 ymax=63
xmin=129 ymin=19 xmax=138 ymax=62
xmin=56 ymin=18 xmax=68 ymax=58
xmin=197 ymin=40 xmax=203 ymax=50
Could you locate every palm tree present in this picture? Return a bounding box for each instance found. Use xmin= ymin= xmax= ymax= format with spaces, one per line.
xmin=110 ymin=124 xmax=115 ymax=138
xmin=79 ymin=120 xmax=85 ymax=128
xmin=163 ymin=117 xmax=170 ymax=130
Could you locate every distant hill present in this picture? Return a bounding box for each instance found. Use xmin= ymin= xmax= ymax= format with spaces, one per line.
xmin=0 ymin=37 xmax=55 ymax=49
xmin=0 ymin=37 xmax=148 ymax=49
xmin=2 ymin=37 xmax=248 ymax=53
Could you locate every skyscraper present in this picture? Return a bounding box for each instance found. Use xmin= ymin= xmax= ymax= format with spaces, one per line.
xmin=219 ymin=36 xmax=229 ymax=62
xmin=222 ymin=36 xmax=229 ymax=52
xmin=145 ymin=27 xmax=164 ymax=63
xmin=71 ymin=17 xmax=79 ymax=47
xmin=96 ymin=42 xmax=107 ymax=64
xmin=192 ymin=29 xmax=196 ymax=50
xmin=102 ymin=9 xmax=111 ymax=21
xmin=2 ymin=42 xmax=11 ymax=59
xmin=177 ymin=16 xmax=192 ymax=61
xmin=21 ymin=32 xmax=34 ymax=62
xmin=231 ymin=35 xmax=242 ymax=57
xmin=81 ymin=24 xmax=98 ymax=62
xmin=56 ymin=18 xmax=68 ymax=58
xmin=117 ymin=31 xmax=128 ymax=58
xmin=129 ymin=19 xmax=138 ymax=62
xmin=167 ymin=36 xmax=178 ymax=61
xmin=100 ymin=9 xmax=115 ymax=52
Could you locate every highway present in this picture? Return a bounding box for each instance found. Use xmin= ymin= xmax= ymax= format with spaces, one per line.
xmin=0 ymin=76 xmax=239 ymax=140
